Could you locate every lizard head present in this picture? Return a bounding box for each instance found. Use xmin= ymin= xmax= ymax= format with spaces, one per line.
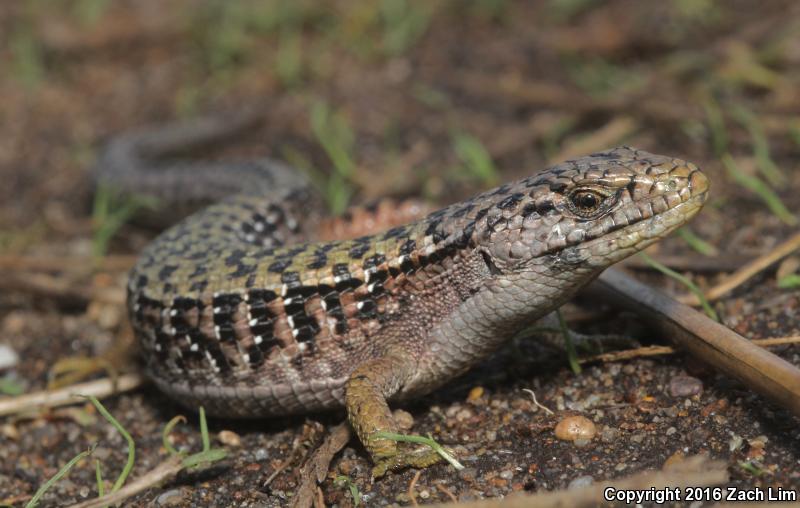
xmin=408 ymin=147 xmax=709 ymax=389
xmin=469 ymin=146 xmax=709 ymax=279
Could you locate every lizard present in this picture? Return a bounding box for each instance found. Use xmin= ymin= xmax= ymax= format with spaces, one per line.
xmin=96 ymin=113 xmax=709 ymax=476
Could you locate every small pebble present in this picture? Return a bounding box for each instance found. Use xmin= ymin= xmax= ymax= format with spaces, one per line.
xmin=665 ymin=427 xmax=677 ymax=436
xmin=600 ymin=426 xmax=619 ymax=443
xmin=254 ymin=448 xmax=269 ymax=461
xmin=554 ymin=415 xmax=597 ymax=442
xmin=669 ymin=375 xmax=703 ymax=397
xmin=218 ymin=430 xmax=241 ymax=447
xmin=467 ymin=386 xmax=484 ymax=402
xmin=568 ymin=475 xmax=594 ymax=489
xmin=156 ymin=488 xmax=185 ymax=506
xmin=0 ymin=344 xmax=19 ymax=371
xmin=393 ymin=409 xmax=414 ymax=431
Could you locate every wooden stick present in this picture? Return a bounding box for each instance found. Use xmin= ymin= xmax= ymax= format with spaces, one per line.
xmin=0 ymin=373 xmax=144 ymax=417
xmin=588 ymin=268 xmax=800 ymax=418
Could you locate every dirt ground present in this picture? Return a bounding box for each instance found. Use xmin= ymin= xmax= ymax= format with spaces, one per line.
xmin=1 ymin=1 xmax=799 ymax=506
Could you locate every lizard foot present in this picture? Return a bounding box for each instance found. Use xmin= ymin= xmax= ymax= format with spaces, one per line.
xmin=371 ymin=446 xmax=446 ymax=478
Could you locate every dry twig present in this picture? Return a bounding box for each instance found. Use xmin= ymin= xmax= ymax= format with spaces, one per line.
xmin=0 ymin=373 xmax=144 ymax=417
xmin=680 ymin=231 xmax=800 ymax=305
xmin=290 ymin=422 xmax=352 ymax=508
xmin=588 ymin=269 xmax=800 ymax=418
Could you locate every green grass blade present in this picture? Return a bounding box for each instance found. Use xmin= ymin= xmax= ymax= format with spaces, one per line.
xmin=638 ymin=252 xmax=719 ymax=321
xmin=373 ymin=431 xmax=464 ymax=470
xmin=721 ymin=153 xmax=796 ymax=226
xmin=677 ymin=228 xmax=718 ymax=256
xmin=557 ymin=309 xmax=581 ymax=375
xmin=85 ymin=396 xmax=135 ymax=493
xmin=25 ymin=444 xmax=96 ymax=508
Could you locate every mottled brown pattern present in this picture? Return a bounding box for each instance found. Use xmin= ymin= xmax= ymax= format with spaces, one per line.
xmin=99 ymin=116 xmax=708 ymax=473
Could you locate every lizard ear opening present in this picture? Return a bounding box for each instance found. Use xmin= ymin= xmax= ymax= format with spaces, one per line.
xmin=480 ymin=250 xmax=503 ymax=276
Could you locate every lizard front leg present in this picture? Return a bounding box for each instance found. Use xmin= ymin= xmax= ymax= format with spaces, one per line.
xmin=345 ymin=348 xmax=444 ymax=477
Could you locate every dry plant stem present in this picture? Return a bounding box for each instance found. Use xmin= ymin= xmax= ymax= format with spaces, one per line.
xmin=620 ymin=253 xmax=750 ymax=273
xmin=590 ymin=268 xmax=800 ymax=418
xmin=581 ymin=336 xmax=800 ymax=364
xmin=426 ymin=455 xmax=727 ymax=508
xmin=408 ymin=469 xmax=423 ymax=508
xmin=290 ymin=422 xmax=352 ymax=508
xmin=0 ymin=373 xmax=144 ymax=417
xmin=67 ymin=455 xmax=184 ymax=508
xmin=0 ymin=254 xmax=137 ymax=272
xmin=680 ymin=231 xmax=800 ymax=305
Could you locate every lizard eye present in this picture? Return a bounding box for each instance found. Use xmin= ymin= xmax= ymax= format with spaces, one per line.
xmin=569 ymin=190 xmax=605 ymax=217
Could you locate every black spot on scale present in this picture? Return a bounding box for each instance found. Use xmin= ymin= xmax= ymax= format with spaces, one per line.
xmin=162 ymin=283 xmax=175 ymax=294
xmin=382 ymin=226 xmax=407 ymax=240
xmin=537 ymin=201 xmax=555 ymax=214
xmin=248 ymin=288 xmax=277 ymax=304
xmin=367 ymin=269 xmax=388 ymax=283
xmin=246 ymin=345 xmax=264 ymax=368
xmin=189 ymin=280 xmax=208 ymax=293
xmin=230 ymin=263 xmax=256 ymax=278
xmin=332 ymin=263 xmax=351 ymax=279
xmin=157 ymin=265 xmax=179 ymax=282
xmin=549 ymin=181 xmax=568 ymax=193
xmin=348 ymin=242 xmax=371 ymax=259
xmin=280 ymin=271 xmax=301 ymax=288
xmin=521 ymin=203 xmax=538 ymax=218
xmin=497 ymin=192 xmax=524 ymax=210
xmin=189 ymin=265 xmax=207 ymax=279
xmin=486 ymin=213 xmax=504 ymax=231
xmin=450 ymin=203 xmax=474 ymax=218
xmin=245 ymin=273 xmax=257 ymax=288
xmin=172 ymin=297 xmax=200 ymax=311
xmin=490 ymin=183 xmax=512 ymax=196
xmin=474 ymin=207 xmax=489 ymax=221
xmin=357 ymin=298 xmax=378 ymax=320
xmin=135 ymin=274 xmax=148 ymax=289
xmin=268 ymin=258 xmax=292 ymax=273
xmin=399 ymin=239 xmax=416 ymax=255
xmin=424 ymin=219 xmax=442 ymax=237
xmin=306 ymin=255 xmax=327 ymax=270
xmin=224 ymin=250 xmax=247 ymax=267
xmin=193 ymin=330 xmax=231 ymax=374
xmin=286 ymin=284 xmax=317 ymax=299
xmin=212 ymin=293 xmax=242 ymax=318
xmin=363 ymin=254 xmax=386 ymax=270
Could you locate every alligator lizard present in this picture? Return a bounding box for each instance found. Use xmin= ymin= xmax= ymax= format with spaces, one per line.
xmin=98 ymin=114 xmax=709 ymax=476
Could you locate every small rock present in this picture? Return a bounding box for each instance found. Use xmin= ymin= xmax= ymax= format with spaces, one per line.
xmin=0 ymin=344 xmax=19 ymax=371
xmin=600 ymin=426 xmax=619 ymax=443
xmin=156 ymin=488 xmax=185 ymax=506
xmin=467 ymin=386 xmax=484 ymax=402
xmin=419 ymin=489 xmax=430 ymax=499
xmin=554 ymin=415 xmax=597 ymax=441
xmin=669 ymin=375 xmax=703 ymax=397
xmin=665 ymin=427 xmax=677 ymax=436
xmin=499 ymin=470 xmax=514 ymax=480
xmin=254 ymin=448 xmax=269 ymax=461
xmin=729 ymin=434 xmax=744 ymax=452
xmin=393 ymin=409 xmax=415 ymax=431
xmin=664 ymin=451 xmax=685 ymax=468
xmin=568 ymin=475 xmax=594 ymax=489
xmin=218 ymin=430 xmax=241 ymax=447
